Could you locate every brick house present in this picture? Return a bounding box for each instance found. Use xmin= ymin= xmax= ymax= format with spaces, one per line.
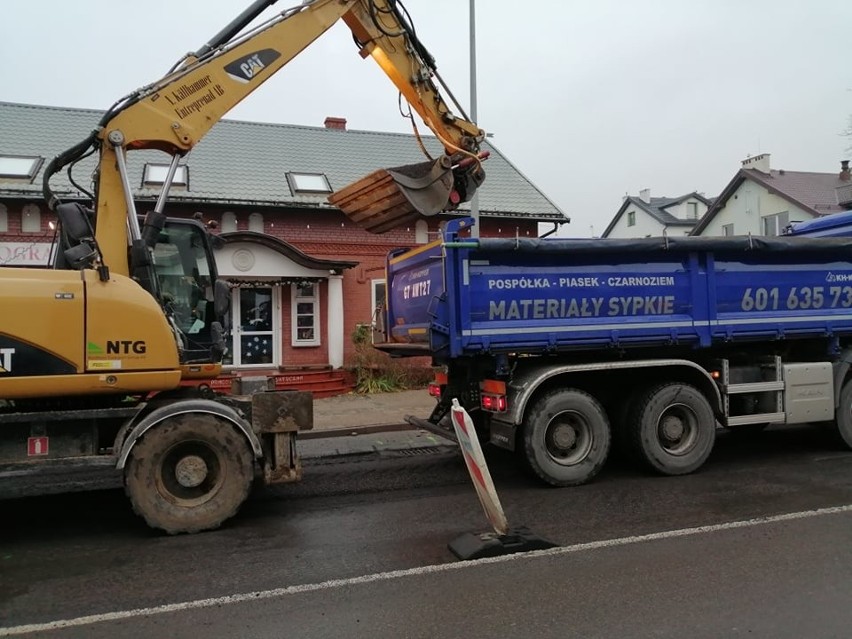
xmin=0 ymin=101 xmax=566 ymax=392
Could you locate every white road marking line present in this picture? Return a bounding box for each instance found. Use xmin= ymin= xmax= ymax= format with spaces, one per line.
xmin=3 ymin=503 xmax=851 ymax=637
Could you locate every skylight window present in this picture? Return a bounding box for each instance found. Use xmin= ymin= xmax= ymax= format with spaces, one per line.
xmin=0 ymin=155 xmax=42 ymax=180
xmin=143 ymin=163 xmax=188 ymax=186
xmin=287 ymin=172 xmax=331 ymax=193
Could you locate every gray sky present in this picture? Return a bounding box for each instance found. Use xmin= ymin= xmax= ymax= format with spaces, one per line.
xmin=2 ymin=1 xmax=850 ymax=237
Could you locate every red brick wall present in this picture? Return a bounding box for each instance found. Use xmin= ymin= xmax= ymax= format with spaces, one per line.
xmin=0 ymin=200 xmax=57 ymax=242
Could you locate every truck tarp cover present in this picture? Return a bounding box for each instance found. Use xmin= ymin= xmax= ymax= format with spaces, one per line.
xmin=381 ymin=233 xmax=852 ymax=360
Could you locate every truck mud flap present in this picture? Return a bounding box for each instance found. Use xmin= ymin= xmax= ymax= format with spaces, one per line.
xmin=329 ymin=157 xmax=453 ymax=234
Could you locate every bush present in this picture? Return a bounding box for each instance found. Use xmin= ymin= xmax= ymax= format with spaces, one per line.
xmin=348 ymin=325 xmax=434 ymax=394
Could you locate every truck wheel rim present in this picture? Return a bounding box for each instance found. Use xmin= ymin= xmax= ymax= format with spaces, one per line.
xmin=545 ymin=410 xmax=593 ymax=466
xmin=656 ymin=403 xmax=698 ymax=455
xmin=157 ymin=441 xmax=224 ymax=506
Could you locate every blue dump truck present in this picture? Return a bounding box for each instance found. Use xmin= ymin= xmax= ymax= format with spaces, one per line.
xmin=375 ymin=218 xmax=852 ymax=486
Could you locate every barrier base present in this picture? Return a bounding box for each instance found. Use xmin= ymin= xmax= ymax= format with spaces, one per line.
xmin=448 ymin=526 xmax=557 ymax=561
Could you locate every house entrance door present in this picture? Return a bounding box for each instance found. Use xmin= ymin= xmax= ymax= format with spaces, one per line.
xmin=228 ymin=286 xmax=279 ymax=367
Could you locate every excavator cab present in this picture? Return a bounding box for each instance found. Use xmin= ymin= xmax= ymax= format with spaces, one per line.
xmin=149 ymin=219 xmax=228 ymax=365
xmin=52 ymin=201 xmax=227 ymax=368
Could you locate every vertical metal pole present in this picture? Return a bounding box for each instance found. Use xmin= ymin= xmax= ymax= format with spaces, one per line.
xmin=469 ymin=0 xmax=480 ymax=238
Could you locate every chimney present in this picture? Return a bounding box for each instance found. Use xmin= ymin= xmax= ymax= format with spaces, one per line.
xmin=639 ymin=188 xmax=651 ymax=204
xmin=840 ymin=160 xmax=850 ymax=182
xmin=741 ymin=153 xmax=771 ymax=174
xmin=324 ymin=116 xmax=347 ymax=130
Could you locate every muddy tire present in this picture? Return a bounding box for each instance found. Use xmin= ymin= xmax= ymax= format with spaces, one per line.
xmin=522 ymin=388 xmax=610 ymax=486
xmin=630 ymin=383 xmax=715 ymax=476
xmin=124 ymin=414 xmax=254 ymax=534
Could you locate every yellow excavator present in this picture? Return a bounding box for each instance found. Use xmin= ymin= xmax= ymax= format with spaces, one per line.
xmin=0 ymin=0 xmax=484 ymax=533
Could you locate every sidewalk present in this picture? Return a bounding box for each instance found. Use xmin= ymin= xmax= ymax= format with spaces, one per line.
xmin=299 ymin=389 xmax=456 ymax=459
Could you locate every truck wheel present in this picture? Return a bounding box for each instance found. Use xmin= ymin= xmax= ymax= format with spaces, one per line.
xmin=630 ymin=383 xmax=715 ymax=475
xmin=522 ymin=388 xmax=610 ymax=486
xmin=834 ymin=380 xmax=852 ymax=448
xmin=125 ymin=414 xmax=254 ymax=534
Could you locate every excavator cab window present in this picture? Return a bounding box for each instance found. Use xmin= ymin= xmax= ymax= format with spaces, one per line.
xmin=151 ymin=219 xmax=223 ymax=361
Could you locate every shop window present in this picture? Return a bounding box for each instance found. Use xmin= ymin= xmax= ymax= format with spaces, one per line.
xmin=21 ymin=204 xmax=41 ymax=233
xmin=292 ymin=282 xmax=320 ymax=346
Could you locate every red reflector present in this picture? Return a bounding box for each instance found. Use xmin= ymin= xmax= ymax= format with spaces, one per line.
xmin=428 ymin=383 xmax=441 ymax=397
xmin=497 ymin=396 xmax=507 ymax=412
xmin=482 ymin=395 xmax=494 ymax=410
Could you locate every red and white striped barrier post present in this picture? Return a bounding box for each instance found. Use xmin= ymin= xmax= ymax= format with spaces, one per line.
xmin=448 ymin=398 xmax=557 ymax=560
xmin=450 ymin=398 xmax=508 ymax=535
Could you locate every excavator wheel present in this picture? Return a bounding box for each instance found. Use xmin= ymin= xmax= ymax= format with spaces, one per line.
xmin=124 ymin=413 xmax=254 ymax=534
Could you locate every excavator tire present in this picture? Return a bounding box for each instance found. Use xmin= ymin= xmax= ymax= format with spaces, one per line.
xmin=124 ymin=413 xmax=253 ymax=534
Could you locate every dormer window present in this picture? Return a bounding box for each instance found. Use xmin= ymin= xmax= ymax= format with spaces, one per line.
xmin=287 ymin=172 xmax=331 ymax=194
xmin=143 ymin=163 xmax=188 ymax=187
xmin=0 ymin=155 xmax=42 ymax=181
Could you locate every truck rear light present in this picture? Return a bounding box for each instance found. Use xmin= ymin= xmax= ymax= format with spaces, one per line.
xmin=428 ymin=382 xmax=441 ymax=397
xmin=481 ymin=393 xmax=507 ymax=413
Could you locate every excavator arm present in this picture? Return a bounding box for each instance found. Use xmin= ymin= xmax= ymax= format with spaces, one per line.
xmin=45 ymin=0 xmax=485 ymax=276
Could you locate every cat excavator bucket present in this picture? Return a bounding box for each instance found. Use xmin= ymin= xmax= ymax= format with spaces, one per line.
xmin=330 ymin=156 xmax=473 ymax=234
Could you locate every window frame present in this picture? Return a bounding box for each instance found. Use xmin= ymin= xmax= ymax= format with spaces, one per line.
xmin=221 ymin=212 xmax=237 ymax=233
xmin=143 ymin=163 xmax=189 ymax=187
xmin=248 ymin=212 xmax=264 ymax=233
xmin=291 ymin=282 xmax=320 ymax=347
xmin=286 ymin=172 xmax=332 ymax=194
xmin=21 ymin=204 xmax=41 ymax=233
xmin=722 ymin=223 xmax=734 ymax=236
xmin=627 ymin=210 xmax=636 ymax=227
xmin=0 ymin=155 xmax=42 ymax=180
xmin=762 ymin=211 xmax=789 ymax=236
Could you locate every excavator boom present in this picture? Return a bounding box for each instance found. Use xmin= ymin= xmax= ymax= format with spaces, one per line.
xmin=47 ymin=0 xmax=484 ymax=275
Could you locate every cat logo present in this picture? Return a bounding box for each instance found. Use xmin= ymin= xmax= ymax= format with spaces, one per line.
xmin=224 ymin=49 xmax=281 ymax=84
xmin=0 ymin=347 xmax=14 ymax=374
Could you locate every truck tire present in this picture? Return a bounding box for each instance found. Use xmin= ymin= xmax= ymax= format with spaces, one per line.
xmin=834 ymin=380 xmax=852 ymax=448
xmin=630 ymin=383 xmax=715 ymax=476
xmin=522 ymin=388 xmax=611 ymax=486
xmin=124 ymin=413 xmax=254 ymax=534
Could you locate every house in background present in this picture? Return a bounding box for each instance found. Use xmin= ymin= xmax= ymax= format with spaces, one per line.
xmin=0 ymin=101 xmax=567 ymax=395
xmin=601 ymin=189 xmax=712 ymax=238
xmin=691 ymin=153 xmax=852 ymax=237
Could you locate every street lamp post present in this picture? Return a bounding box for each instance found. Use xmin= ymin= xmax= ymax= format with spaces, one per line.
xmin=469 ymin=0 xmax=479 ymax=238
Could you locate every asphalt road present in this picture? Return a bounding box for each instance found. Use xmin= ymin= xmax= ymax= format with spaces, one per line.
xmin=2 ymin=424 xmax=852 ymax=638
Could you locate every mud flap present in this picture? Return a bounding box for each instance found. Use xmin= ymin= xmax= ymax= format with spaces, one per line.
xmin=329 ymin=157 xmax=454 ymax=234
